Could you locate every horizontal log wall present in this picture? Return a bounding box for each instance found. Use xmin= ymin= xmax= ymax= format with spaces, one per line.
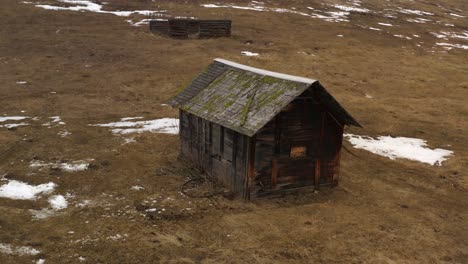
xmin=250 ymin=95 xmax=344 ymax=198
xmin=150 ymin=19 xmax=231 ymax=39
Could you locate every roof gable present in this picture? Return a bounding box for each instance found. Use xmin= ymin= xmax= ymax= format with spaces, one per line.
xmin=167 ymin=59 xmax=360 ymax=136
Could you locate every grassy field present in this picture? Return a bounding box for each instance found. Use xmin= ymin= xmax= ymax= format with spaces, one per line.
xmin=0 ymin=0 xmax=467 ymax=263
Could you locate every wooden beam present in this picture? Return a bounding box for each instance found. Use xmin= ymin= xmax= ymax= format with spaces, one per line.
xmin=246 ymin=136 xmax=256 ymax=199
xmin=315 ymin=159 xmax=321 ymax=189
xmin=316 ymin=112 xmax=326 ymax=189
xmin=272 ymin=158 xmax=278 ymax=189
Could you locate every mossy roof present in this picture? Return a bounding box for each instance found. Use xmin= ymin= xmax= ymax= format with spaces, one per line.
xmin=167 ymin=59 xmax=361 ymax=136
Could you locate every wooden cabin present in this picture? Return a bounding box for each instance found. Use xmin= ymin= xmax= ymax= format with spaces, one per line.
xmin=150 ymin=19 xmax=231 ymax=38
xmin=167 ymin=59 xmax=361 ymax=199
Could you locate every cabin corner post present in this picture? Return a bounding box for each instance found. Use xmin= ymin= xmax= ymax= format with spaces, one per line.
xmin=246 ymin=135 xmax=256 ymax=199
xmin=333 ymin=125 xmax=345 ymax=186
xmin=315 ymin=111 xmax=326 ymax=189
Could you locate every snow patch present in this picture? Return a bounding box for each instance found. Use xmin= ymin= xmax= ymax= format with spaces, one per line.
xmin=131 ymin=185 xmax=145 ymax=190
xmin=34 ymin=0 xmax=165 ymax=17
xmin=0 ymin=180 xmax=56 ymax=200
xmin=0 ymin=116 xmax=29 ymax=122
xmin=16 ymin=81 xmax=28 ymax=84
xmin=30 ymin=160 xmax=91 ymax=172
xmin=58 ymin=130 xmax=71 ymax=137
xmin=42 ymin=116 xmax=65 ymax=127
xmin=344 ymin=134 xmax=453 ymax=166
xmin=48 ymin=195 xmax=68 ymax=210
xmin=0 ymin=243 xmax=40 ymax=256
xmin=241 ymin=51 xmax=259 ymax=56
xmin=1 ymin=122 xmax=29 ymax=128
xmin=435 ymin=43 xmax=468 ymax=50
xmin=93 ymin=118 xmax=179 ymax=135
xmin=377 ymin=22 xmax=393 ymax=27
xmin=398 ymin=8 xmax=433 ymax=16
xmin=332 ymin=5 xmax=369 ymax=13
xmin=449 ymin=13 xmax=465 ymax=18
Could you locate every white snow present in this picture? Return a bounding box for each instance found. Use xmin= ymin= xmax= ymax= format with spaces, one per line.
xmin=394 ymin=34 xmax=412 ymax=40
xmin=58 ymin=130 xmax=71 ymax=137
xmin=16 ymin=81 xmax=28 ymax=84
xmin=131 ymin=185 xmax=145 ymax=190
xmin=126 ymin=19 xmax=152 ymax=27
xmin=203 ymin=4 xmax=350 ymax=23
xmin=93 ymin=118 xmax=179 ymax=135
xmin=241 ymin=51 xmax=259 ymax=57
xmin=201 ymin=4 xmax=265 ymax=12
xmin=377 ymin=22 xmax=393 ymax=26
xmin=215 ymin=58 xmax=316 ymax=84
xmin=435 ymin=43 xmax=468 ymax=50
xmin=0 ymin=180 xmax=56 ymax=200
xmin=0 ymin=116 xmax=29 ymax=122
xmin=0 ymin=243 xmax=40 ymax=256
xmin=1 ymin=122 xmax=29 ymax=128
xmin=449 ymin=13 xmax=465 ymax=18
xmin=368 ymin=27 xmax=382 ymax=31
xmin=48 ymin=195 xmax=68 ymax=210
xmin=43 ymin=116 xmax=65 ymax=127
xmin=34 ymin=0 xmax=164 ymax=17
xmin=398 ymin=8 xmax=433 ymax=16
xmin=120 ymin=117 xmax=143 ymax=121
xmin=333 ymin=4 xmax=369 ymax=13
xmin=406 ymin=18 xmax=432 ymax=23
xmin=344 ymin=134 xmax=453 ymax=166
xmin=30 ymin=160 xmax=91 ymax=172
xmin=36 ymin=259 xmax=46 ymax=264
xmin=123 ymin=137 xmax=136 ymax=144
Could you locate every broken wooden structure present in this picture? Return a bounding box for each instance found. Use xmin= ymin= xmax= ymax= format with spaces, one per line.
xmin=167 ymin=59 xmax=361 ymax=199
xmin=150 ymin=19 xmax=231 ymax=38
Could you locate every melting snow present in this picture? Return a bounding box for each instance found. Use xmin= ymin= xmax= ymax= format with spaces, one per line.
xmin=37 ymin=259 xmax=46 ymax=264
xmin=16 ymin=81 xmax=28 ymax=84
xmin=43 ymin=116 xmax=65 ymax=127
xmin=1 ymin=122 xmax=29 ymax=128
xmin=131 ymin=185 xmax=145 ymax=190
xmin=58 ymin=130 xmax=71 ymax=137
xmin=333 ymin=5 xmax=369 ymax=13
xmin=368 ymin=27 xmax=382 ymax=31
xmin=398 ymin=8 xmax=433 ymax=16
xmin=0 ymin=243 xmax=40 ymax=256
xmin=435 ymin=43 xmax=468 ymax=50
xmin=30 ymin=160 xmax=91 ymax=172
xmin=406 ymin=18 xmax=432 ymax=23
xmin=0 ymin=180 xmax=56 ymax=200
xmin=126 ymin=18 xmax=152 ymax=27
xmin=0 ymin=116 xmax=29 ymax=122
xmin=241 ymin=51 xmax=259 ymax=56
xmin=377 ymin=22 xmax=393 ymax=27
xmin=449 ymin=13 xmax=465 ymax=18
xmin=34 ymin=0 xmax=165 ymax=17
xmin=93 ymin=118 xmax=179 ymax=135
xmin=48 ymin=195 xmax=68 ymax=210
xmin=344 ymin=134 xmax=453 ymax=166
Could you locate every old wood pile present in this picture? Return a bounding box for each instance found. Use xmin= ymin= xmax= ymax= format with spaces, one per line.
xmin=150 ymin=19 xmax=231 ymax=38
xmin=167 ymin=59 xmax=361 ymax=199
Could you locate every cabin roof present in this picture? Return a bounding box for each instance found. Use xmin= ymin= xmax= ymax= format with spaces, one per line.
xmin=167 ymin=58 xmax=361 ymax=137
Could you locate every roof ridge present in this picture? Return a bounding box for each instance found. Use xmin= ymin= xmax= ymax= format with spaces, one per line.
xmin=214 ymin=58 xmax=316 ymax=84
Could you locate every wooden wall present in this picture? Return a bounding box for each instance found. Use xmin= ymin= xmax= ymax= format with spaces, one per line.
xmin=179 ymin=110 xmax=249 ymax=198
xmin=150 ymin=20 xmax=231 ymax=39
xmin=250 ymin=92 xmax=344 ymax=198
